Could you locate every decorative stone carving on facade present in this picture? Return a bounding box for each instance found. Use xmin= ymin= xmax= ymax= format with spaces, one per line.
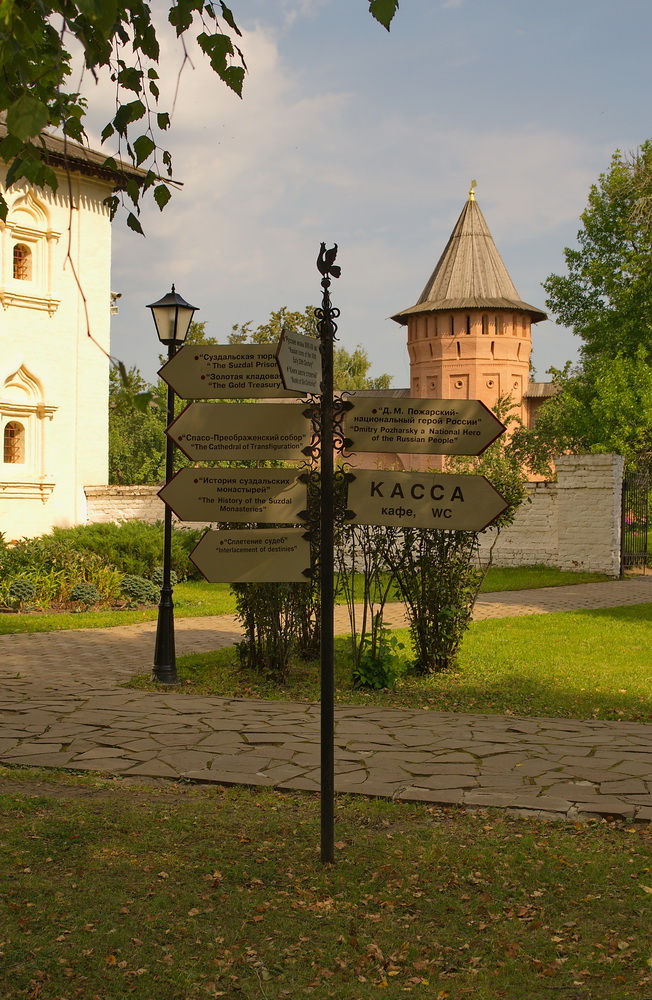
xmin=0 ymin=188 xmax=61 ymax=314
xmin=0 ymin=364 xmax=56 ymax=501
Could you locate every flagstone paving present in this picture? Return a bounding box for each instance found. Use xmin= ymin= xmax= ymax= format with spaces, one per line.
xmin=0 ymin=577 xmax=650 ymax=822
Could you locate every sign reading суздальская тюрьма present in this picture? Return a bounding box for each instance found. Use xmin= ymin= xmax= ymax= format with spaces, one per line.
xmin=345 ymin=396 xmax=506 ymax=456
xmin=159 ymin=344 xmax=298 ymax=399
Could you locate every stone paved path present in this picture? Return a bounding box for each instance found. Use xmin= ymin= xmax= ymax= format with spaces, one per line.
xmin=1 ymin=578 xmax=651 ymax=823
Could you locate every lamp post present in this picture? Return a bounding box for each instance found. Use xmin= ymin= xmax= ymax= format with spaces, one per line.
xmin=147 ymin=286 xmax=198 ymax=684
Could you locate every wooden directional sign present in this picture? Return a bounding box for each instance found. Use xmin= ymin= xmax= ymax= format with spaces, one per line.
xmin=159 ymin=344 xmax=298 ymax=399
xmin=167 ymin=402 xmax=312 ymax=462
xmin=275 ymin=329 xmax=322 ymax=396
xmin=191 ymin=528 xmax=312 ymax=583
xmin=346 ymin=396 xmax=506 ymax=455
xmin=158 ymin=468 xmax=307 ymax=523
xmin=347 ymin=469 xmax=508 ymax=531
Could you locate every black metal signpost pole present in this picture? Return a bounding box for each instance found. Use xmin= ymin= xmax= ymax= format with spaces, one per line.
xmin=153 ymin=340 xmax=180 ymax=684
xmin=316 ymin=244 xmax=340 ymax=864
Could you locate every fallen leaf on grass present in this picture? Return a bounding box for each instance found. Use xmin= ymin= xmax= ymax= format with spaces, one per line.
xmin=639 ymin=884 xmax=652 ymax=894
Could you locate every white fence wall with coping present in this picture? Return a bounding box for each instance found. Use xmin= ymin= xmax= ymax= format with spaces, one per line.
xmin=84 ymin=454 xmax=625 ymax=577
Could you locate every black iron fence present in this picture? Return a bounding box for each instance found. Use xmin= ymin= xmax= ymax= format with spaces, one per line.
xmin=621 ymin=463 xmax=650 ymax=573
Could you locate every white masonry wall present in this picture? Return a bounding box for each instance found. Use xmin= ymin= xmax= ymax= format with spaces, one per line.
xmin=477 ymin=454 xmax=624 ymax=576
xmin=85 ymin=454 xmax=625 ymax=576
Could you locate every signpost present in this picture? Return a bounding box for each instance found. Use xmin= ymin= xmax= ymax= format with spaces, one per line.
xmin=190 ymin=528 xmax=312 ymax=583
xmin=159 ymin=344 xmax=298 ymax=399
xmin=275 ymin=329 xmax=322 ymax=396
xmin=345 ymin=396 xmax=506 ymax=456
xmin=167 ymin=402 xmax=312 ymax=462
xmin=158 ymin=468 xmax=308 ymax=524
xmin=347 ymin=469 xmax=508 ymax=531
xmin=154 ymin=246 xmax=511 ymax=869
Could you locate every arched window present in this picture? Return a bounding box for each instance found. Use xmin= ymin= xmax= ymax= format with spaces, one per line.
xmin=466 ymin=315 xmax=471 ymax=335
xmin=482 ymin=314 xmax=489 ymax=335
xmin=4 ymin=421 xmax=25 ymax=463
xmin=13 ymin=243 xmax=32 ymax=280
xmin=449 ymin=316 xmax=455 ymax=336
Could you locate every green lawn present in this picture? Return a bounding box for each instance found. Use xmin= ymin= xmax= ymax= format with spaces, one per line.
xmin=0 ymin=565 xmax=613 ymax=634
xmin=1 ymin=768 xmax=651 ymax=1000
xmin=129 ymin=604 xmax=652 ymax=724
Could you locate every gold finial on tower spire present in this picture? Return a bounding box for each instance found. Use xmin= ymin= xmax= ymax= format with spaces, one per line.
xmin=469 ymin=179 xmax=477 ymax=201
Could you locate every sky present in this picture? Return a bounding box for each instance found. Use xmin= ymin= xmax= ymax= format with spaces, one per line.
xmin=88 ymin=0 xmax=652 ymax=387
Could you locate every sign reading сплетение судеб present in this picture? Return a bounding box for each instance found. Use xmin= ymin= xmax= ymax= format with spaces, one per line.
xmin=190 ymin=528 xmax=312 ymax=583
xmin=345 ymin=396 xmax=506 ymax=456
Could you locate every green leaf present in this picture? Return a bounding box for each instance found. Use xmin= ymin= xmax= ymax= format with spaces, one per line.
xmin=369 ymin=0 xmax=399 ymax=31
xmin=113 ymin=100 xmax=146 ymax=134
xmin=220 ymin=2 xmax=242 ymax=37
xmin=132 ymin=134 xmax=155 ymax=165
xmin=154 ymin=184 xmax=172 ymax=211
xmin=101 ymin=122 xmax=115 ymax=142
xmin=157 ymin=112 xmax=170 ymax=131
xmin=6 ymin=95 xmax=49 ymax=141
xmin=133 ymin=391 xmax=154 ymax=413
xmin=222 ymin=65 xmax=244 ymax=97
xmin=76 ymin=0 xmax=119 ymax=36
xmin=117 ymin=66 xmax=143 ymax=93
xmin=126 ymin=212 xmax=144 ymax=235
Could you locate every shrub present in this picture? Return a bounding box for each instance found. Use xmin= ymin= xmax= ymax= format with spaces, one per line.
xmin=8 ymin=578 xmax=36 ymax=608
xmin=151 ymin=567 xmax=178 ymax=588
xmin=69 ymin=582 xmax=101 ymax=606
xmin=50 ymin=521 xmax=203 ymax=580
xmin=120 ymin=574 xmax=160 ymax=605
xmin=0 ymin=538 xmax=122 ymax=608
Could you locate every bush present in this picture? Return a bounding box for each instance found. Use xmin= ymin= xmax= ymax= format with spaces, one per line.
xmin=151 ymin=567 xmax=178 ymax=588
xmin=8 ymin=578 xmax=36 ymax=608
xmin=120 ymin=574 xmax=160 ymax=605
xmin=0 ymin=537 xmax=122 ymax=608
xmin=69 ymin=582 xmax=101 ymax=606
xmin=50 ymin=521 xmax=203 ymax=580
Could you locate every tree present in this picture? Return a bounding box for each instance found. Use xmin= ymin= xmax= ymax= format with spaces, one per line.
xmin=519 ymin=143 xmax=652 ymax=473
xmin=230 ymin=305 xmax=392 ymax=391
xmin=511 ymin=350 xmax=652 ymax=475
xmin=109 ymin=320 xmax=215 ymax=483
xmin=0 ymin=1 xmax=399 ymax=227
xmin=543 ymin=142 xmax=652 ymax=362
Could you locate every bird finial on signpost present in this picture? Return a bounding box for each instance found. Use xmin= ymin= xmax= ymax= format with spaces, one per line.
xmin=317 ymin=243 xmax=341 ymax=279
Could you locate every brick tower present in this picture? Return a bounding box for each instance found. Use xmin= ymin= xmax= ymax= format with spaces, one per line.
xmin=391 ymin=186 xmax=547 ymax=426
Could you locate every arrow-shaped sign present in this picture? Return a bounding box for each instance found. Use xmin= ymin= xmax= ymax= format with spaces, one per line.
xmin=347 ymin=469 xmax=508 ymax=531
xmin=166 ymin=402 xmax=312 ymax=462
xmin=275 ymin=329 xmax=322 ymax=396
xmin=345 ymin=396 xmax=506 ymax=456
xmin=158 ymin=468 xmax=307 ymax=523
xmin=191 ymin=528 xmax=312 ymax=583
xmin=159 ymin=344 xmax=298 ymax=399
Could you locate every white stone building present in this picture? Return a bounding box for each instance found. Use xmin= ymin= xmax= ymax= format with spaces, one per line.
xmin=0 ymin=125 xmax=139 ymax=540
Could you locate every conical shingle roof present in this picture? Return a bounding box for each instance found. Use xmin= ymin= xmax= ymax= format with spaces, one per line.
xmin=392 ymin=192 xmax=546 ymax=324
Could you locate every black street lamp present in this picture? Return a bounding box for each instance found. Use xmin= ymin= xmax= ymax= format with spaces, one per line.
xmin=148 ymin=285 xmax=198 ymax=684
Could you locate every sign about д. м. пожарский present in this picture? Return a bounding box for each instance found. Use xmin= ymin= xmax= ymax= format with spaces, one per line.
xmin=159 ymin=344 xmax=299 ymax=399
xmin=345 ymin=396 xmax=506 ymax=456
xmin=166 ymin=402 xmax=312 ymax=462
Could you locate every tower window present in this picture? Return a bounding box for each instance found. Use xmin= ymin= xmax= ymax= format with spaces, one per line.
xmin=466 ymin=315 xmax=471 ymax=335
xmin=482 ymin=314 xmax=489 ymax=335
xmin=13 ymin=244 xmax=32 ymax=280
xmin=4 ymin=421 xmax=25 ymax=463
xmin=450 ymin=316 xmax=455 ymax=336
xmin=495 ymin=315 xmax=503 ymax=335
